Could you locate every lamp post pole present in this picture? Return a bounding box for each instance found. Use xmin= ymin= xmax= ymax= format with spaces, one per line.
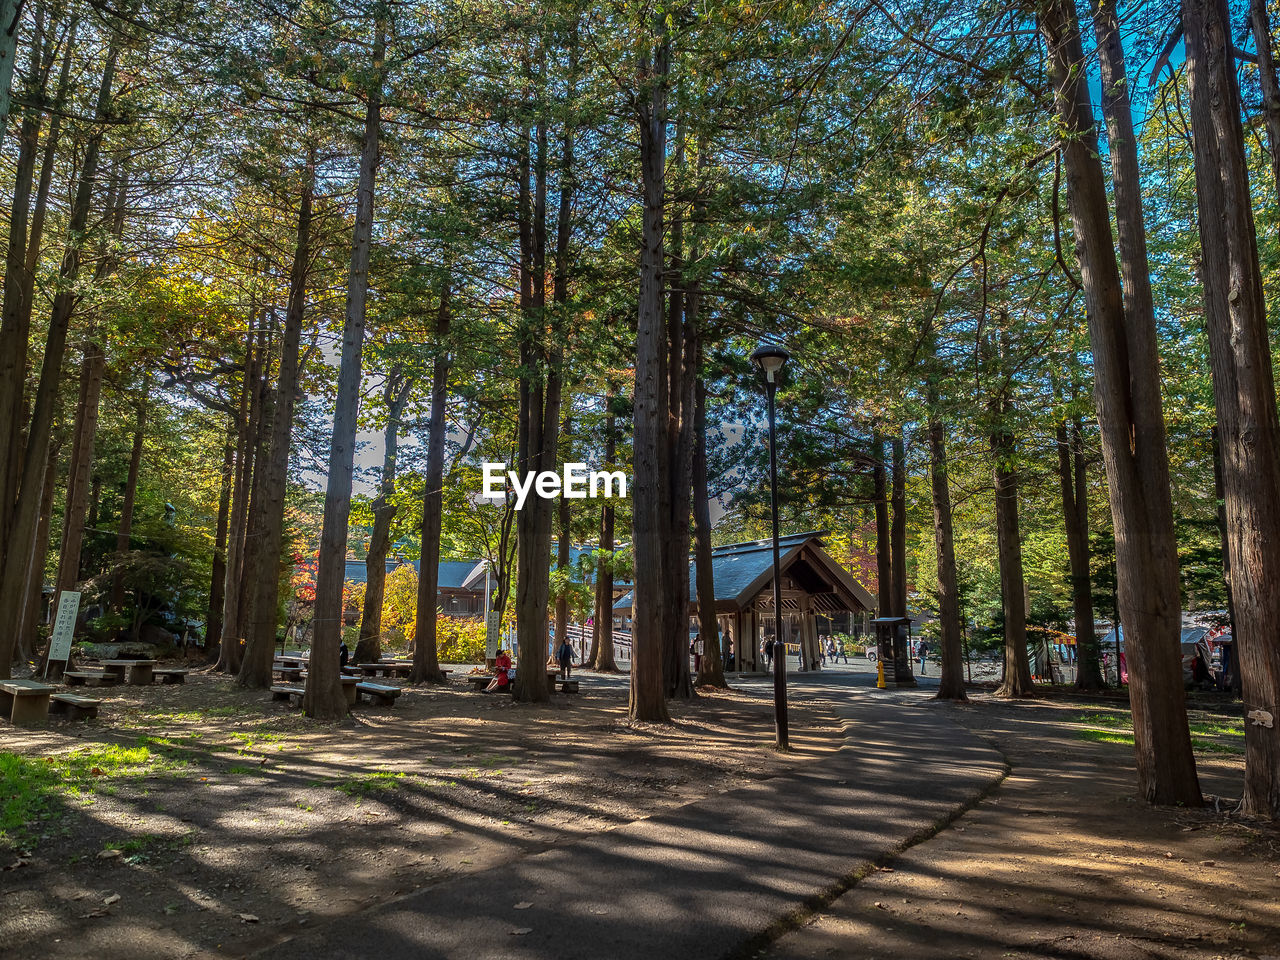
xmin=752 ymin=341 xmax=791 ymax=751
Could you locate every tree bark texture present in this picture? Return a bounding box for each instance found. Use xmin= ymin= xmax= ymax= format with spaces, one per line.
xmin=412 ymin=282 xmax=451 ymax=686
xmin=356 ymin=371 xmax=411 ymax=665
xmin=1057 ymin=421 xmax=1102 ymax=690
xmin=592 ymin=401 xmax=618 ymax=672
xmin=554 ymin=485 xmax=571 ymax=660
xmin=693 ymin=372 xmax=726 ymax=688
xmin=1183 ymin=0 xmax=1280 ymax=817
xmin=206 ymin=427 xmax=234 ymax=657
xmin=240 ymin=178 xmax=313 ymax=690
xmin=55 ymin=342 xmax=105 ymax=598
xmin=0 ymin=39 xmax=116 ymax=677
xmin=873 ymin=431 xmax=892 ymax=616
xmin=929 ymin=417 xmax=966 ymax=700
xmin=305 ymin=22 xmax=384 ymax=720
xmin=629 ymin=21 xmax=672 ymax=722
xmin=215 ymin=338 xmax=257 ymax=673
xmin=110 ymin=386 xmax=147 ymax=611
xmin=990 ymin=411 xmax=1033 ymax=697
xmin=890 ymin=434 xmax=914 ymax=683
xmin=16 ymin=439 xmax=59 ymax=664
xmin=1044 ymin=0 xmax=1202 ymax=805
xmin=512 ymin=109 xmax=562 ymax=704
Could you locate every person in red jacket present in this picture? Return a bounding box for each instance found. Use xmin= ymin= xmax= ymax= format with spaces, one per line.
xmin=486 ymin=649 xmax=513 ymax=692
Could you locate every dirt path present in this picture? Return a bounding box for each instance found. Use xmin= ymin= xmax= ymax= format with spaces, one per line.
xmin=1 ymin=671 xmax=841 ymax=960
xmin=767 ymin=695 xmax=1280 ymax=960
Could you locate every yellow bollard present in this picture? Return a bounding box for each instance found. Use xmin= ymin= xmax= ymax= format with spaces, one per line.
xmin=876 ymin=659 xmax=886 ymax=689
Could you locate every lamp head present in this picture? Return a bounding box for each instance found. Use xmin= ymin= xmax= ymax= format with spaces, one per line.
xmin=750 ymin=342 xmax=791 ymax=384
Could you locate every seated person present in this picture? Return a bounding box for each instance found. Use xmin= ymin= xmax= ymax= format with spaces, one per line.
xmin=486 ymin=648 xmax=513 ymax=692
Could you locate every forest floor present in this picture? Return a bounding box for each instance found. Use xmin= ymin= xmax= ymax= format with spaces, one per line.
xmin=766 ymin=692 xmax=1280 ymax=960
xmin=0 ymin=667 xmax=841 ymax=960
xmin=3 ymin=668 xmax=1276 ymax=960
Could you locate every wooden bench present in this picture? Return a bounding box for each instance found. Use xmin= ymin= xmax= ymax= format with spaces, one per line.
xmin=153 ymin=668 xmax=190 ymax=685
xmin=355 ymin=682 xmax=401 ymax=706
xmin=100 ymin=659 xmax=157 ymax=686
xmin=556 ymin=679 xmax=580 ymax=694
xmin=50 ymin=693 xmax=101 ymax=720
xmin=270 ymin=684 xmax=305 ymax=706
xmin=275 ymin=666 xmax=305 ymax=682
xmin=63 ymin=670 xmax=117 ymax=687
xmin=0 ymin=679 xmax=55 ymax=726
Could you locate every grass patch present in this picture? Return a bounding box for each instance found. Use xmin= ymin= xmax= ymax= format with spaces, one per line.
xmin=1077 ymin=712 xmax=1130 ymax=729
xmin=1078 ymin=729 xmax=1135 ymax=746
xmin=1078 ymin=729 xmax=1244 ymax=756
xmin=1192 ymin=738 xmax=1245 ymax=756
xmin=1188 ymin=720 xmax=1245 ymax=738
xmin=2 ymin=743 xmax=188 ymax=848
xmin=332 ymin=771 xmax=406 ymax=797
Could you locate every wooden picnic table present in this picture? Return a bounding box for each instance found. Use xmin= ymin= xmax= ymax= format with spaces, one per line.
xmin=99 ymin=659 xmax=157 ymax=686
xmin=0 ymin=678 xmax=56 ymax=726
xmin=357 ymin=662 xmax=413 ymax=678
xmin=274 ymin=656 xmax=308 ymax=668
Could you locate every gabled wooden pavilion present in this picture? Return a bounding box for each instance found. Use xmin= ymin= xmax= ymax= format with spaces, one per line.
xmin=615 ymin=531 xmax=874 ymax=672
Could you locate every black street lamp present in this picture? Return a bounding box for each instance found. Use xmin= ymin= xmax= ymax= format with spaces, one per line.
xmin=751 ymin=341 xmax=791 ymax=750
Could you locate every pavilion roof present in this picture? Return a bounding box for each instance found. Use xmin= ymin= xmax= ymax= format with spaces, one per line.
xmin=612 ymin=532 xmax=874 ymax=615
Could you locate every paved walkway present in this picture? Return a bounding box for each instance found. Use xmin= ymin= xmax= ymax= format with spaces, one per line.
xmin=258 ymin=681 xmax=1005 ymax=960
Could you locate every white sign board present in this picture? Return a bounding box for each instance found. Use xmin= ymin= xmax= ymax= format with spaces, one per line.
xmin=486 ymin=611 xmax=501 ymax=658
xmin=48 ymin=590 xmax=81 ymax=664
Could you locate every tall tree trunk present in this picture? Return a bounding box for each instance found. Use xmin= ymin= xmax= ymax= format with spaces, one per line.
xmin=929 ymin=416 xmax=965 ymax=700
xmin=1210 ymin=427 xmax=1240 ymax=693
xmin=206 ymin=426 xmax=234 ymax=657
xmin=356 ymin=372 xmax=411 ymax=665
xmin=1249 ymin=0 xmax=1280 ymax=200
xmin=629 ymin=19 xmax=672 ymax=722
xmin=693 ymin=370 xmax=726 ymax=688
xmin=554 ymin=481 xmax=571 ymax=659
xmin=110 ymin=384 xmax=147 ymax=611
xmin=890 ymin=434 xmax=913 ymax=683
xmin=0 ymin=0 xmax=22 ymax=143
xmin=0 ymin=11 xmax=75 ymax=535
xmin=0 ymin=37 xmax=116 ymax=678
xmin=16 ymin=439 xmax=60 ymax=665
xmin=55 ymin=342 xmax=105 ymax=598
xmin=873 ymin=431 xmax=892 ymax=616
xmin=1044 ymin=0 xmax=1201 ymax=805
xmin=1183 ymin=0 xmax=1280 ymax=817
xmin=991 ymin=407 xmax=1033 ymax=697
xmin=512 ymin=103 xmax=562 ymax=704
xmin=662 ymin=157 xmax=696 ymax=701
xmin=305 ymin=20 xmax=384 ymax=720
xmin=0 ymin=26 xmax=51 ymax=541
xmin=215 ymin=337 xmax=256 ymax=672
xmin=240 ymin=175 xmax=314 ymax=690
xmin=592 ymin=400 xmax=618 ymax=672
xmin=1058 ymin=420 xmax=1102 ymax=690
xmin=412 ymin=280 xmax=451 ymax=685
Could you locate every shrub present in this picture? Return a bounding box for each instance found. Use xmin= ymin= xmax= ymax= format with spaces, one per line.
xmin=406 ymin=614 xmax=487 ymax=663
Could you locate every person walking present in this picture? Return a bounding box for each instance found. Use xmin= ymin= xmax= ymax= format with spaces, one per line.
xmin=917 ymin=639 xmax=929 ymax=676
xmin=556 ymin=638 xmax=576 ymax=679
xmin=763 ymin=636 xmax=774 ymax=669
